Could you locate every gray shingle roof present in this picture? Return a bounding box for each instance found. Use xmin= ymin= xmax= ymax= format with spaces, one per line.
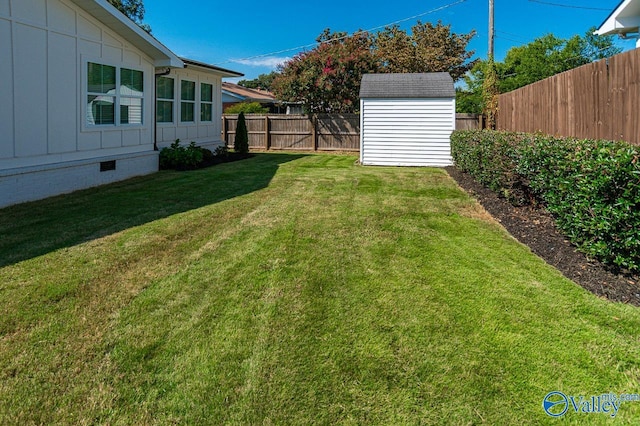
xmin=359 ymin=72 xmax=454 ymax=99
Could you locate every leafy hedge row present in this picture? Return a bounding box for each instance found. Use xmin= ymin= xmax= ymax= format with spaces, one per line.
xmin=451 ymin=130 xmax=640 ymax=272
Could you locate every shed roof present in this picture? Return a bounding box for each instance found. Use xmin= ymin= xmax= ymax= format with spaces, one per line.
xmin=359 ymin=72 xmax=454 ymax=99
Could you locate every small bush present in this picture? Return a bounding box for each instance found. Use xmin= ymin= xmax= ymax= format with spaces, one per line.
xmin=451 ymin=130 xmax=640 ymax=272
xmin=214 ymin=144 xmax=229 ymax=159
xmin=159 ymin=139 xmax=203 ymax=170
xmin=199 ymin=147 xmax=215 ymax=164
xmin=234 ymin=112 xmax=249 ymax=154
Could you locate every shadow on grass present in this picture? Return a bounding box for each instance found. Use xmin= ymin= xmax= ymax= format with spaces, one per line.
xmin=0 ymin=153 xmax=306 ymax=268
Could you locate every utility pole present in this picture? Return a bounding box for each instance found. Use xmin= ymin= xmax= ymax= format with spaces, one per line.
xmin=488 ymin=0 xmax=495 ymax=60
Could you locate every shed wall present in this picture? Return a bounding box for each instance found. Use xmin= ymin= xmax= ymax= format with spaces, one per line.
xmin=360 ymin=98 xmax=454 ymax=167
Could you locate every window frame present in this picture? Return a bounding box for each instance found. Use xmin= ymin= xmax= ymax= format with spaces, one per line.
xmin=156 ymin=76 xmax=176 ymax=125
xmin=83 ymin=58 xmax=146 ymax=130
xmin=200 ymin=82 xmax=213 ymax=122
xmin=180 ymin=79 xmax=196 ymax=123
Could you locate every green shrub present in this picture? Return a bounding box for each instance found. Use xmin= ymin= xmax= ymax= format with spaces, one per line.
xmin=199 ymin=147 xmax=215 ymax=163
xmin=451 ymin=130 xmax=640 ymax=272
xmin=451 ymin=130 xmax=533 ymax=205
xmin=234 ymin=112 xmax=249 ymax=154
xmin=224 ymin=102 xmax=268 ymax=114
xmin=159 ymin=139 xmax=204 ymax=170
xmin=214 ymin=144 xmax=229 ymax=159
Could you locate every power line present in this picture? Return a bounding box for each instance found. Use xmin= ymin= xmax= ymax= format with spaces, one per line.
xmin=527 ymin=0 xmax=610 ymax=11
xmin=214 ymin=0 xmax=468 ymax=66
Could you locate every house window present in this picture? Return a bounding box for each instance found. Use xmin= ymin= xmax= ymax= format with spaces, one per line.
xmin=181 ymin=80 xmax=195 ymax=122
xmin=156 ymin=76 xmax=174 ymax=123
xmin=86 ymin=62 xmax=144 ymax=126
xmin=200 ymin=82 xmax=213 ymax=122
xmin=87 ymin=63 xmax=116 ymax=125
xmin=120 ymin=68 xmax=143 ymax=125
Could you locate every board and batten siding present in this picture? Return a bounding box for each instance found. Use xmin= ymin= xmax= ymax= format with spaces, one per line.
xmin=156 ymin=68 xmax=224 ymax=151
xmin=360 ymin=98 xmax=454 ymax=167
xmin=0 ymin=0 xmax=161 ymax=208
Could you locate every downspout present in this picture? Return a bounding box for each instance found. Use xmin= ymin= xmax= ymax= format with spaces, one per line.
xmin=154 ymin=67 xmax=172 ymax=151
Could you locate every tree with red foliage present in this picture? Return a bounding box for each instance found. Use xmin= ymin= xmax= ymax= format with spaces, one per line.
xmin=273 ymin=23 xmax=476 ymax=114
xmin=272 ymin=29 xmax=379 ymax=114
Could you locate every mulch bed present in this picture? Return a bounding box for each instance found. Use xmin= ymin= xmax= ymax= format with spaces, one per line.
xmin=445 ymin=166 xmax=640 ymax=307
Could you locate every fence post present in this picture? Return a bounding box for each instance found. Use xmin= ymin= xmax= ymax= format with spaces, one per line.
xmin=311 ymin=115 xmax=318 ymax=151
xmin=265 ymin=115 xmax=271 ymax=150
xmin=222 ymin=116 xmax=228 ymax=145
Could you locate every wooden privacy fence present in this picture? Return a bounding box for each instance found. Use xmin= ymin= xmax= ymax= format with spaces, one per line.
xmin=222 ymin=114 xmax=360 ymax=151
xmin=497 ymin=48 xmax=640 ymax=145
xmin=222 ymin=113 xmax=483 ymax=151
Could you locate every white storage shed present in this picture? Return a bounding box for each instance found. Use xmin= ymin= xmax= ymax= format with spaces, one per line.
xmin=359 ymin=73 xmax=455 ymax=167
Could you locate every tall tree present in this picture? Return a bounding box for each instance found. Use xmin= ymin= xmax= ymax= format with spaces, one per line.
xmin=107 ymin=0 xmax=151 ymax=32
xmin=274 ymin=23 xmax=477 ymax=114
xmin=456 ymin=28 xmax=621 ymax=113
xmin=497 ymin=27 xmax=621 ymax=93
xmin=375 ymin=21 xmax=477 ymax=80
xmin=238 ymin=72 xmax=279 ymax=91
xmin=272 ymin=29 xmax=379 ymax=114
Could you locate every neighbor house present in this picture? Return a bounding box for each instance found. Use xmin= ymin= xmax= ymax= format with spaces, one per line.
xmin=221 ymin=82 xmax=282 ymax=113
xmin=595 ymin=0 xmax=640 ymax=46
xmin=0 ymin=0 xmax=241 ymax=208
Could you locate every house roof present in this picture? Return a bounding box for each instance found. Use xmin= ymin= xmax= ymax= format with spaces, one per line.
xmin=69 ymin=0 xmax=183 ymax=68
xmin=182 ymin=58 xmax=244 ymax=78
xmin=221 ymin=82 xmax=277 ymax=102
xmin=359 ymin=73 xmax=455 ymax=99
xmin=595 ymin=0 xmax=640 ymax=36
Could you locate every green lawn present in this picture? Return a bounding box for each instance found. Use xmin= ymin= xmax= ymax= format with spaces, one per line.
xmin=1 ymin=153 xmax=639 ymax=424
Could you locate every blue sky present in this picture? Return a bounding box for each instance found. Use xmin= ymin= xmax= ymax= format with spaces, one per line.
xmin=144 ymin=0 xmax=635 ymax=82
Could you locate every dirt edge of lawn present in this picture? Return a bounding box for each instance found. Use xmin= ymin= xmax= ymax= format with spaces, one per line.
xmin=445 ymin=166 xmax=640 ymax=307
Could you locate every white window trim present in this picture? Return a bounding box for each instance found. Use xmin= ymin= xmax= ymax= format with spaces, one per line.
xmin=82 ymin=57 xmax=146 ymax=131
xmin=200 ymin=82 xmax=214 ymax=123
xmin=156 ymin=76 xmax=176 ymax=125
xmin=179 ymin=78 xmax=197 ymax=124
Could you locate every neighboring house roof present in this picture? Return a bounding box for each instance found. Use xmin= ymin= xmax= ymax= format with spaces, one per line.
xmin=221 ymin=82 xmax=277 ymax=102
xmin=69 ymin=0 xmax=183 ymax=68
xmin=359 ymin=73 xmax=455 ymax=99
xmin=182 ymin=58 xmax=244 ymax=78
xmin=595 ymin=0 xmax=640 ymax=38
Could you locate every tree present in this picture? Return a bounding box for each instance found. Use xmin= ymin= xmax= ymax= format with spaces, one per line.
xmin=234 ymin=112 xmax=249 ymax=154
xmin=107 ymin=0 xmax=151 ymax=32
xmin=496 ymin=28 xmax=621 ymax=93
xmin=238 ymin=72 xmax=279 ymax=91
xmin=224 ymin=102 xmax=269 ymax=115
xmin=273 ymin=23 xmax=478 ymax=114
xmin=272 ymin=29 xmax=379 ymax=114
xmin=457 ymin=28 xmax=621 ymax=113
xmin=375 ymin=21 xmax=477 ymax=80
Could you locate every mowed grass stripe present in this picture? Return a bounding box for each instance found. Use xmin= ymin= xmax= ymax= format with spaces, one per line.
xmin=0 ymin=153 xmax=638 ymax=425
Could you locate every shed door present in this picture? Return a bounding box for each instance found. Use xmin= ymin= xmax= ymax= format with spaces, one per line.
xmin=360 ymin=98 xmax=454 ymax=167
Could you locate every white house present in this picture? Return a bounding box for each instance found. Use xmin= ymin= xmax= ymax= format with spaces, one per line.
xmin=0 ymin=0 xmax=241 ymax=208
xmin=595 ymin=0 xmax=640 ymax=47
xmin=359 ymin=73 xmax=455 ymax=167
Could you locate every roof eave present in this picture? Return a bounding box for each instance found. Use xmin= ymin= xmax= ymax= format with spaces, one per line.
xmin=69 ymin=0 xmax=183 ymax=68
xmin=595 ymin=0 xmax=640 ymax=37
xmin=182 ymin=58 xmax=244 ymax=77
